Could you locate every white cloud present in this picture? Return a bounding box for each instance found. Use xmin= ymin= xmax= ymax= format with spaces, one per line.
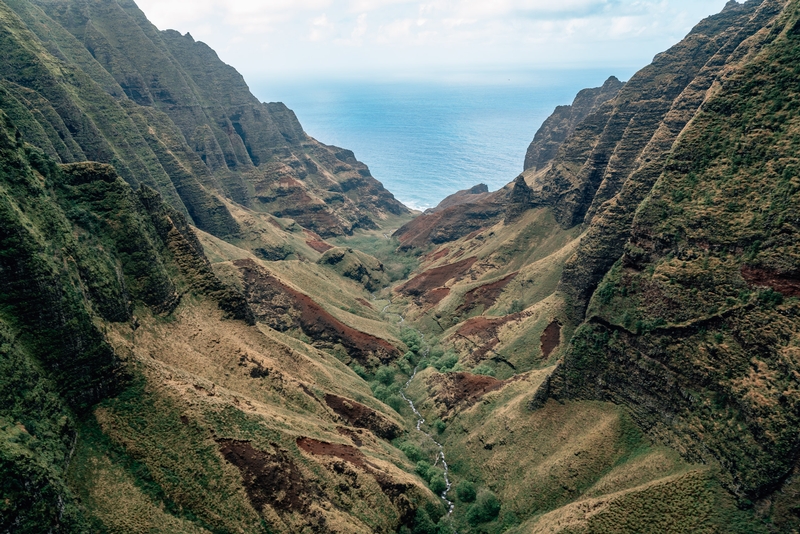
xmin=309 ymin=14 xmax=335 ymax=42
xmin=133 ymin=0 xmax=735 ymax=79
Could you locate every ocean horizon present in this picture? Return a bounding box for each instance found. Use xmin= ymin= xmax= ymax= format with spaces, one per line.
xmin=251 ymin=68 xmax=637 ymax=211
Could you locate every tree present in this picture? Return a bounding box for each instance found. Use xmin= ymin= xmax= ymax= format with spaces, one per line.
xmin=456 ymin=480 xmax=476 ymax=503
xmin=466 ymin=490 xmax=501 ymax=525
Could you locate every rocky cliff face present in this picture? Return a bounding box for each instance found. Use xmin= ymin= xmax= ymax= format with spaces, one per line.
xmin=0 ymin=108 xmax=438 ymax=532
xmin=0 ymin=0 xmax=408 ymax=239
xmin=388 ymin=1 xmax=800 ymax=530
xmin=524 ymin=76 xmax=624 ymax=173
xmin=541 ymin=0 xmax=800 ymax=523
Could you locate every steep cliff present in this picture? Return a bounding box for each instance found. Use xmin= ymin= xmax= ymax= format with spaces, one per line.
xmin=0 ymin=0 xmax=408 ymax=239
xmin=523 ymin=76 xmax=624 ymax=172
xmin=541 ymin=0 xmax=800 ymax=525
xmin=0 ymin=107 xmax=434 ymax=532
xmin=386 ymin=1 xmax=800 ymax=531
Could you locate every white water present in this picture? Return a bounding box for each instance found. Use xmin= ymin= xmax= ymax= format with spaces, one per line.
xmin=399 ymin=335 xmax=455 ymax=518
xmin=401 ymin=366 xmax=455 ymax=516
xmin=378 ymin=299 xmax=456 ymax=526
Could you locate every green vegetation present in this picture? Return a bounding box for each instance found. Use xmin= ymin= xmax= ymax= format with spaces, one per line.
xmin=456 ymin=481 xmax=477 ymax=503
xmin=0 ymin=0 xmax=799 ymax=531
xmin=466 ymin=490 xmax=501 ymax=525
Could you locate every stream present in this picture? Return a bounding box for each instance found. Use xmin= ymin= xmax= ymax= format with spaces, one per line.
xmin=400 ymin=349 xmax=455 ymax=517
xmin=377 ymin=298 xmax=455 ymax=519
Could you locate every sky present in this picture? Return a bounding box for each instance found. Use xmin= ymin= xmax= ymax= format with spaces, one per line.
xmin=134 ymin=0 xmax=738 ymax=82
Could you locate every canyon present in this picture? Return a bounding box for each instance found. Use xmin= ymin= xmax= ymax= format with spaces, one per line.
xmin=0 ymin=0 xmax=798 ymax=533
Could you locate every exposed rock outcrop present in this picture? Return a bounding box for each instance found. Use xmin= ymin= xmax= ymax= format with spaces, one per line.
xmin=0 ymin=0 xmax=408 ymax=240
xmin=524 ymin=76 xmax=624 ymax=172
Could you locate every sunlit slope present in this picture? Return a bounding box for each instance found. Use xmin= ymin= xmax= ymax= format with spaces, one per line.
xmin=0 ymin=112 xmax=441 ymax=532
xmin=399 ymin=368 xmax=764 ymax=533
xmin=543 ymin=2 xmax=800 ymax=529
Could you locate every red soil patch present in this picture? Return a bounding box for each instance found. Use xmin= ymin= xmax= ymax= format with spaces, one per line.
xmin=217 ymin=439 xmax=313 ymax=513
xmin=234 ymin=259 xmax=401 ymax=366
xmin=397 ymin=257 xmax=478 ymax=297
xmin=540 ymin=321 xmax=562 ymax=358
xmin=457 ymin=314 xmax=520 ymax=338
xmin=297 ymin=437 xmax=371 ymax=470
xmin=455 ymin=313 xmax=522 ymax=361
xmin=464 ymin=229 xmax=482 ymax=241
xmin=742 ymin=266 xmax=800 ymax=298
xmin=296 ymin=437 xmax=416 ymax=523
xmin=356 ymin=298 xmax=374 ymax=310
xmin=336 ymin=427 xmax=365 ymax=447
xmin=394 ymin=200 xmax=504 ymax=250
xmin=304 ymin=229 xmax=334 ymax=252
xmin=306 ymin=239 xmax=333 ymax=253
xmin=455 ymin=272 xmax=518 ymax=316
xmin=428 ymin=372 xmax=504 ymax=411
xmin=425 ymin=247 xmax=450 ymax=262
xmin=422 ymin=288 xmax=451 ymax=307
xmin=325 ymin=394 xmax=401 ymax=440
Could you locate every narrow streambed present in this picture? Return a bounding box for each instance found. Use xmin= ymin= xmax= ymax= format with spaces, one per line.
xmin=378 ymin=301 xmax=455 ymax=520
xmin=401 ymin=363 xmax=455 ymax=517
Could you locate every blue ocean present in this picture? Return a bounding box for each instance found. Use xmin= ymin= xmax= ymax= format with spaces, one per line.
xmin=252 ymin=69 xmax=633 ymax=211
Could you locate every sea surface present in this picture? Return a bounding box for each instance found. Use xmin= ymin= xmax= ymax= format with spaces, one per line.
xmin=251 ymin=69 xmax=633 ymax=211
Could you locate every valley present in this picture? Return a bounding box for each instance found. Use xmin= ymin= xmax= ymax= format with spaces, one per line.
xmin=0 ymin=0 xmax=798 ymax=533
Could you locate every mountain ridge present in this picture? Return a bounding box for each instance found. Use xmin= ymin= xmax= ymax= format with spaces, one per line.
xmin=1 ymin=0 xmax=799 ymax=532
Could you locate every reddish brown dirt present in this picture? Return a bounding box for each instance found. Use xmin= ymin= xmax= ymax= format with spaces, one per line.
xmin=324 ymin=393 xmax=401 ymax=440
xmin=455 ymin=272 xmax=518 ymax=316
xmin=396 ymin=257 xmax=478 ymax=297
xmin=425 ymin=248 xmax=450 ymax=262
xmin=217 ymin=439 xmax=313 ymax=513
xmin=296 ymin=437 xmax=417 ymax=525
xmin=427 ymin=372 xmax=505 ymax=411
xmin=336 ymin=427 xmax=365 ymax=447
xmin=422 ymin=288 xmax=451 ymax=307
xmin=457 ymin=314 xmax=520 ymax=338
xmin=464 ymin=229 xmax=482 ymax=241
xmin=394 ymin=199 xmax=504 ymax=250
xmin=356 ymin=298 xmax=374 ymax=310
xmin=306 ymin=239 xmax=334 ymax=253
xmin=540 ymin=321 xmax=562 ymax=358
xmin=303 ymin=230 xmax=334 ymax=252
xmin=297 ymin=437 xmax=370 ymax=470
xmin=455 ymin=313 xmax=522 ymax=360
xmin=234 ymin=259 xmax=401 ymax=366
xmin=742 ymin=266 xmax=800 ymax=297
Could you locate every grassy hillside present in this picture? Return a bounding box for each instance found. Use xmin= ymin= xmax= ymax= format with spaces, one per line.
xmin=2 ymin=0 xmax=800 ymax=531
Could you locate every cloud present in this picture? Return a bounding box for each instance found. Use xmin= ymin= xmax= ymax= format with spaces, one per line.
xmin=134 ymin=0 xmax=734 ymax=79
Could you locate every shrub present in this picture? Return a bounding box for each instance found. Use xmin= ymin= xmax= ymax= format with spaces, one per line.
xmin=456 ymin=481 xmax=476 ymax=503
xmin=435 ymin=352 xmax=458 ymax=372
xmin=412 ymin=508 xmax=436 ymax=534
xmin=416 ymin=461 xmax=432 ymax=481
xmin=758 ymin=288 xmax=784 ymax=307
xmin=386 ymin=394 xmax=405 ymax=413
xmin=472 ymin=364 xmax=495 ymax=377
xmin=351 ymin=363 xmax=368 ymax=379
xmin=400 ymin=328 xmax=422 ymax=353
xmin=400 ymin=442 xmax=424 ymax=463
xmin=433 ymin=419 xmax=446 ymax=434
xmin=372 ymin=383 xmax=388 ymax=402
xmin=375 ymin=366 xmax=395 ymax=386
xmin=429 ymin=474 xmax=446 ymax=496
xmin=466 ymin=490 xmax=501 ymax=525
